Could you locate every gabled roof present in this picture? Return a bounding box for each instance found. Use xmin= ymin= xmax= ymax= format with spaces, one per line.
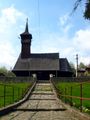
xmin=13 ymin=53 xmax=73 ymax=73
xmin=13 ymin=53 xmax=60 ymax=71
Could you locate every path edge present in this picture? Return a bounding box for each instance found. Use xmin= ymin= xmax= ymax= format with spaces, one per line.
xmin=0 ymin=81 xmax=36 ymax=116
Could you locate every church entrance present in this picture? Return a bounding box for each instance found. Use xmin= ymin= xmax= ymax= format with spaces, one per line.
xmin=37 ymin=71 xmax=50 ymax=80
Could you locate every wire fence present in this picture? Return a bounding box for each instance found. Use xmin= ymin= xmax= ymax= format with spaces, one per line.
xmin=51 ymin=77 xmax=90 ymax=113
xmin=0 ymin=77 xmax=35 ymax=108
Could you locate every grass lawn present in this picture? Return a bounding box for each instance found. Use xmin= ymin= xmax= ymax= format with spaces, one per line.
xmin=0 ymin=82 xmax=32 ymax=108
xmin=55 ymin=81 xmax=90 ymax=112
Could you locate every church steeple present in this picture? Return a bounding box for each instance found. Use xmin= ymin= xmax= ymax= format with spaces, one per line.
xmin=20 ymin=19 xmax=32 ymax=58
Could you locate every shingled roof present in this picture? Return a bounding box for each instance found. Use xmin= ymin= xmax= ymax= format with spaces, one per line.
xmin=13 ymin=53 xmax=72 ymax=73
xmin=59 ymin=58 xmax=72 ymax=72
xmin=13 ymin=53 xmax=60 ymax=71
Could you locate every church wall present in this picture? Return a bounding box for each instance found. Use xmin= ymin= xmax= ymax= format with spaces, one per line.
xmin=13 ymin=70 xmax=73 ymax=80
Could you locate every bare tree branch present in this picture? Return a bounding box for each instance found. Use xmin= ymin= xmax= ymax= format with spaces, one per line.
xmin=71 ymin=0 xmax=82 ymax=15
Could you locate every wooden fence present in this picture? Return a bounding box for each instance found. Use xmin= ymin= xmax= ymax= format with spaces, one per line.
xmin=0 ymin=76 xmax=35 ymax=83
xmin=52 ymin=76 xmax=90 ymax=82
xmin=0 ymin=77 xmax=35 ymax=108
xmin=51 ymin=77 xmax=90 ymax=112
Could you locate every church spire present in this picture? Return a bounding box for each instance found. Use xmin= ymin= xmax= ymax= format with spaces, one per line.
xmin=25 ymin=18 xmax=29 ymax=33
xmin=20 ymin=19 xmax=32 ymax=58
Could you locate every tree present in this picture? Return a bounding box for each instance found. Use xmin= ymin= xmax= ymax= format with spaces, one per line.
xmin=70 ymin=62 xmax=76 ymax=73
xmin=73 ymin=0 xmax=90 ymax=20
xmin=84 ymin=0 xmax=90 ymax=19
xmin=0 ymin=67 xmax=16 ymax=77
xmin=7 ymin=70 xmax=16 ymax=77
xmin=78 ymin=62 xmax=86 ymax=69
xmin=0 ymin=67 xmax=8 ymax=76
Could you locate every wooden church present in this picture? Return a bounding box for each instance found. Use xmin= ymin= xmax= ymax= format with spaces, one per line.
xmin=12 ymin=20 xmax=73 ymax=80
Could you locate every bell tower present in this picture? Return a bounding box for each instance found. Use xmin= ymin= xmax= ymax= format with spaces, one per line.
xmin=20 ymin=19 xmax=32 ymax=58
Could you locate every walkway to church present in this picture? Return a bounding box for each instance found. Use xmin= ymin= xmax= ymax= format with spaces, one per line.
xmin=0 ymin=81 xmax=86 ymax=120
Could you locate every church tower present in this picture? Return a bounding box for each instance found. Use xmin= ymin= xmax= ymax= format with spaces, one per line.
xmin=20 ymin=19 xmax=32 ymax=58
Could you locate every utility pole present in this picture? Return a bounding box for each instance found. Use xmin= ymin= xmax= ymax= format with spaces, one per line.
xmin=76 ymin=54 xmax=78 ymax=77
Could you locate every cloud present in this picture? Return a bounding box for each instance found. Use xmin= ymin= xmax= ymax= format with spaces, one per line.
xmin=71 ymin=28 xmax=90 ymax=65
xmin=59 ymin=14 xmax=73 ymax=33
xmin=0 ymin=5 xmax=26 ymax=24
xmin=59 ymin=28 xmax=90 ymax=65
xmin=73 ymin=29 xmax=90 ymax=51
xmin=32 ymin=26 xmax=90 ymax=65
xmin=0 ymin=6 xmax=27 ymax=69
xmin=60 ymin=14 xmax=70 ymax=25
xmin=0 ymin=42 xmax=16 ymax=68
xmin=57 ymin=14 xmax=90 ymax=65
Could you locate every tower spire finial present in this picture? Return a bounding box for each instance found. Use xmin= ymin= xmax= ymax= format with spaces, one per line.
xmin=25 ymin=18 xmax=29 ymax=32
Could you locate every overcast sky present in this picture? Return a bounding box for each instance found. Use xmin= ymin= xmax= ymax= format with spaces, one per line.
xmin=0 ymin=0 xmax=90 ymax=69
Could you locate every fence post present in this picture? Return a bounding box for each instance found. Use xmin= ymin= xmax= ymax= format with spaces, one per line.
xmin=70 ymin=86 xmax=73 ymax=106
xmin=18 ymin=88 xmax=20 ymax=100
xmin=80 ymin=83 xmax=83 ymax=112
xmin=22 ymin=88 xmax=24 ymax=98
xmin=65 ymin=88 xmax=67 ymax=103
xmin=4 ymin=85 xmax=6 ymax=107
xmin=12 ymin=87 xmax=14 ymax=103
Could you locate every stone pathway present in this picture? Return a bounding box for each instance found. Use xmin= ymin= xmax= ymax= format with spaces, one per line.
xmin=0 ymin=82 xmax=89 ymax=120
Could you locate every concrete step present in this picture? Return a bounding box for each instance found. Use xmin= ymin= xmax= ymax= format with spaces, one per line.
xmin=37 ymin=80 xmax=50 ymax=83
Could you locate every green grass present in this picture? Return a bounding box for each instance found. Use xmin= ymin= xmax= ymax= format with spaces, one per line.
xmin=0 ymin=82 xmax=32 ymax=108
xmin=55 ymin=81 xmax=90 ymax=112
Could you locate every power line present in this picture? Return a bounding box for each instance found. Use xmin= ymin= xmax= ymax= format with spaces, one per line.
xmin=37 ymin=0 xmax=40 ymax=39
